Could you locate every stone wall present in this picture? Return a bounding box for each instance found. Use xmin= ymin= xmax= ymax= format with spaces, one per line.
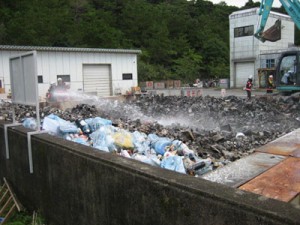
xmin=0 ymin=121 xmax=299 ymax=225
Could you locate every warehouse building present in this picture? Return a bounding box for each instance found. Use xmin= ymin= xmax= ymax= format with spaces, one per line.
xmin=229 ymin=8 xmax=294 ymax=88
xmin=0 ymin=45 xmax=141 ymax=99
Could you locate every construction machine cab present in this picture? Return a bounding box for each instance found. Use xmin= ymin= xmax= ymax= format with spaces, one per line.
xmin=276 ymin=51 xmax=300 ymax=94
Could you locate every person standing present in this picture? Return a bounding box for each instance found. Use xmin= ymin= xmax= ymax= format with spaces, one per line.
xmin=266 ymin=75 xmax=275 ymax=93
xmin=46 ymin=82 xmax=57 ymax=102
xmin=56 ymin=78 xmax=67 ymax=91
xmin=245 ymin=76 xmax=253 ymax=100
xmin=55 ymin=78 xmax=69 ymax=102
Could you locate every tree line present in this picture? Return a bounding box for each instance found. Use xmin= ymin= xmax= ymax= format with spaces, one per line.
xmin=0 ymin=0 xmax=292 ymax=83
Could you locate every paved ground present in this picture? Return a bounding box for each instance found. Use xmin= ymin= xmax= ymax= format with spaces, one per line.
xmin=0 ymin=88 xmax=273 ymax=101
xmin=199 ymin=88 xmax=270 ymax=98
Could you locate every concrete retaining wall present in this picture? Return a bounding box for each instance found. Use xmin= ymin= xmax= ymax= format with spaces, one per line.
xmin=0 ymin=121 xmax=299 ymax=225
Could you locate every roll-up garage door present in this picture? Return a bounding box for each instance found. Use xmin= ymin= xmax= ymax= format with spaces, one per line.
xmin=235 ymin=62 xmax=255 ymax=87
xmin=83 ymin=64 xmax=112 ymax=97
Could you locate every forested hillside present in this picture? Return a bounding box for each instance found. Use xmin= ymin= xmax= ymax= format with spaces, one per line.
xmin=0 ymin=0 xmax=287 ymax=82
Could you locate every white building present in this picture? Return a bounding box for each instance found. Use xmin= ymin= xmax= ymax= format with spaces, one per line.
xmin=229 ymin=8 xmax=294 ymax=88
xmin=0 ymin=45 xmax=141 ymax=99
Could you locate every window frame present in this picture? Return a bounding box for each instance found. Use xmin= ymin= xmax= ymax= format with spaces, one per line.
xmin=234 ymin=25 xmax=254 ymax=38
xmin=122 ymin=73 xmax=133 ymax=80
xmin=57 ymin=75 xmax=71 ymax=82
xmin=37 ymin=75 xmax=43 ymax=83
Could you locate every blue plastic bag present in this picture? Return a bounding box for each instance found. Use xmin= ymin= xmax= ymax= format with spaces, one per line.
xmin=148 ymin=133 xmax=172 ymax=155
xmin=85 ymin=117 xmax=112 ymax=132
xmin=22 ymin=118 xmax=37 ymax=130
xmin=42 ymin=114 xmax=79 ymax=135
xmin=72 ymin=137 xmax=90 ymax=146
xmin=132 ymin=153 xmax=161 ymax=167
xmin=59 ymin=121 xmax=78 ymax=133
xmin=132 ymin=131 xmax=150 ymax=153
xmin=161 ymin=155 xmax=186 ymax=174
xmin=90 ymin=125 xmax=116 ymax=152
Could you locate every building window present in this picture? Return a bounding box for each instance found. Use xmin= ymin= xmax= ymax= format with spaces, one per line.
xmin=57 ymin=75 xmax=70 ymax=82
xmin=266 ymin=59 xmax=275 ymax=68
xmin=122 ymin=73 xmax=133 ymax=80
xmin=37 ymin=75 xmax=43 ymax=83
xmin=234 ymin=25 xmax=254 ymax=38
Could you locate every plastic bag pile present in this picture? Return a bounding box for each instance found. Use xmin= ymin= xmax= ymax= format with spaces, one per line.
xmin=23 ymin=114 xmax=213 ymax=176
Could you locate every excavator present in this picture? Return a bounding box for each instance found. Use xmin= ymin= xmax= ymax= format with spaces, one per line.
xmin=255 ymin=0 xmax=300 ymax=94
xmin=255 ymin=0 xmax=300 ymax=42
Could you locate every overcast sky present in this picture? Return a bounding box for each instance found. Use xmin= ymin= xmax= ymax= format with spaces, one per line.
xmin=208 ymin=0 xmax=281 ymax=8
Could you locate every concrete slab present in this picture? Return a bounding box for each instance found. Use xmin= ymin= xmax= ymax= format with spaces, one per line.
xmin=256 ymin=129 xmax=300 ymax=157
xmin=201 ymin=152 xmax=285 ymax=187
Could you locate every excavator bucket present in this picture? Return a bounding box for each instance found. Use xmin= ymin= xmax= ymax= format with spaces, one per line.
xmin=260 ymin=19 xmax=281 ymax=42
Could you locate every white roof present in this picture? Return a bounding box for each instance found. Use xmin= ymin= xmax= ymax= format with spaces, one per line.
xmin=230 ymin=7 xmax=259 ymax=17
xmin=229 ymin=7 xmax=291 ymax=20
xmin=0 ymin=45 xmax=142 ymax=54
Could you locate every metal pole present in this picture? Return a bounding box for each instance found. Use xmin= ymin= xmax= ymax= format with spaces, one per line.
xmin=27 ymin=130 xmax=48 ymax=173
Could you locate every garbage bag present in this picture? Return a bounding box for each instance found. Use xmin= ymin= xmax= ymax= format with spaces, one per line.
xmin=161 ymin=155 xmax=186 ymax=174
xmin=90 ymin=125 xmax=116 ymax=152
xmin=113 ymin=130 xmax=134 ymax=149
xmin=22 ymin=117 xmax=37 ymax=130
xmin=132 ymin=153 xmax=161 ymax=167
xmin=46 ymin=114 xmax=65 ymax=122
xmin=43 ymin=114 xmax=78 ymax=135
xmin=120 ymin=149 xmax=131 ymax=158
xmin=72 ymin=137 xmax=90 ymax=146
xmin=85 ymin=117 xmax=112 ymax=132
xmin=172 ymin=140 xmax=194 ymax=156
xmin=132 ymin=131 xmax=150 ymax=153
xmin=59 ymin=121 xmax=78 ymax=133
xmin=148 ymin=133 xmax=172 ymax=155
xmin=42 ymin=116 xmax=60 ymax=135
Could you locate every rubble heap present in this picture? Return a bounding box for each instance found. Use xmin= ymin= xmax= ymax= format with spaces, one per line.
xmin=1 ymin=94 xmax=300 ymax=172
xmin=93 ymin=95 xmax=300 ymax=164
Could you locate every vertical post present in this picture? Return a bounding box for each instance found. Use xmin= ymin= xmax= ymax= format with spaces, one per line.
xmin=33 ymin=51 xmax=41 ymax=132
xmin=27 ymin=131 xmax=48 ymax=173
xmin=4 ymin=125 xmax=9 ymax=160
xmin=12 ymin=105 xmax=16 ymax=124
xmin=4 ymin=123 xmax=21 ymax=159
xmin=27 ymin=132 xmax=33 ymax=173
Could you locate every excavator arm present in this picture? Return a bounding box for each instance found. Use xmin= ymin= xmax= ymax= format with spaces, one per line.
xmin=255 ymin=0 xmax=300 ymax=42
xmin=255 ymin=0 xmax=274 ymax=42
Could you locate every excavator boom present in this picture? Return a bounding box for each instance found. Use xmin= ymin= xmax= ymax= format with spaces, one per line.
xmin=255 ymin=0 xmax=300 ymax=42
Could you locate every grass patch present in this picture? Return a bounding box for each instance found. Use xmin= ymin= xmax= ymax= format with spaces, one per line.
xmin=5 ymin=211 xmax=45 ymax=225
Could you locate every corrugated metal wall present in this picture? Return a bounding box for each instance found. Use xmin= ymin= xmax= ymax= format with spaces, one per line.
xmin=0 ymin=48 xmax=139 ymax=99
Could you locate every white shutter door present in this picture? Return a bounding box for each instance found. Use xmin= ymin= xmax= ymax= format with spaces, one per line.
xmin=83 ymin=64 xmax=111 ymax=97
xmin=235 ymin=62 xmax=255 ymax=87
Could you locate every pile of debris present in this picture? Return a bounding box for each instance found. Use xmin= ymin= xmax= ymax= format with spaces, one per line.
xmin=21 ymin=112 xmax=213 ymax=176
xmin=127 ymin=95 xmax=300 ymax=160
xmin=1 ymin=94 xmax=300 ymax=174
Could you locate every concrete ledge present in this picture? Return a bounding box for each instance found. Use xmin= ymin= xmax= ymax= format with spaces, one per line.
xmin=0 ymin=121 xmax=299 ymax=225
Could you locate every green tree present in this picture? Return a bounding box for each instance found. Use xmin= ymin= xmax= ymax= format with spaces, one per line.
xmin=201 ymin=37 xmax=229 ymax=78
xmin=172 ymin=49 xmax=203 ymax=82
xmin=0 ymin=0 xmax=239 ymax=82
